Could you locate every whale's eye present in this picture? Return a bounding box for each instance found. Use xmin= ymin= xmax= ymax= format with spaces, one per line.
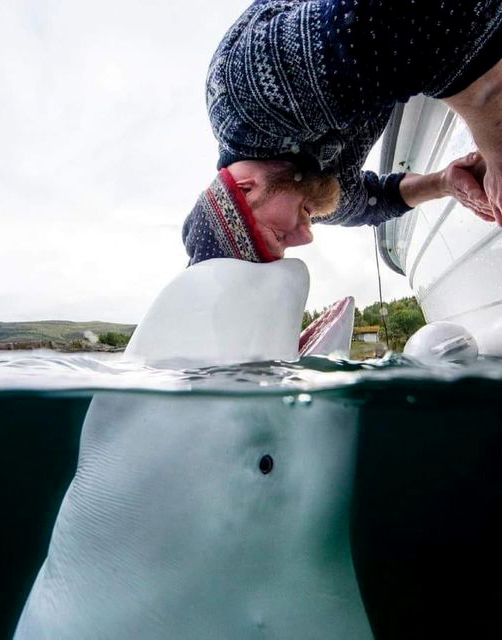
xmin=259 ymin=454 xmax=274 ymax=475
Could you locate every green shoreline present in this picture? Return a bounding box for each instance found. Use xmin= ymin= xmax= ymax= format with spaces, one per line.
xmin=0 ymin=342 xmax=127 ymax=353
xmin=0 ymin=320 xmax=136 ymax=353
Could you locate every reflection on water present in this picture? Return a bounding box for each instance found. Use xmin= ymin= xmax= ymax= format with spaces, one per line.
xmin=2 ymin=349 xmax=502 ymax=396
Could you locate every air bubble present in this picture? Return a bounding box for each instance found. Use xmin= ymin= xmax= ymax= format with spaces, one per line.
xmin=297 ymin=393 xmax=312 ymax=406
xmin=282 ymin=395 xmax=295 ymax=406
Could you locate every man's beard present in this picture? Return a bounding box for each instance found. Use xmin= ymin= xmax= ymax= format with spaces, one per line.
xmin=259 ymin=160 xmax=340 ymax=217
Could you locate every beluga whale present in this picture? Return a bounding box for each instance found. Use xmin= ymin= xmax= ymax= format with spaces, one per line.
xmin=15 ymin=258 xmax=371 ymax=639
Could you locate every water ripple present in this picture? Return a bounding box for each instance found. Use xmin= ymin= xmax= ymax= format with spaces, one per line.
xmin=1 ymin=349 xmax=502 ymax=396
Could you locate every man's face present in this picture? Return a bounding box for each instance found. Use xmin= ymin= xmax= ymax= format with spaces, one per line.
xmin=251 ymin=190 xmax=315 ymax=258
xmin=248 ymin=164 xmax=340 ymax=258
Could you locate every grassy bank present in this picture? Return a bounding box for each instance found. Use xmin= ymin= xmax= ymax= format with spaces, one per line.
xmin=0 ymin=321 xmax=136 ymax=352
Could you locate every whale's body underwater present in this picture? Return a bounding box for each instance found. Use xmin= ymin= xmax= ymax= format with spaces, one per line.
xmin=15 ymin=259 xmax=371 ymax=639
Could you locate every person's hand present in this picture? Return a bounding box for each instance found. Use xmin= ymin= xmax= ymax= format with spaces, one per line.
xmin=443 ymin=60 xmax=502 ymax=224
xmin=482 ymin=157 xmax=502 ymax=225
xmin=442 ymin=151 xmax=495 ymax=222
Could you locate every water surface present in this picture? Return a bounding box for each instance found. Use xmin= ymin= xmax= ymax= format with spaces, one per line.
xmin=2 ymin=351 xmax=502 ymax=639
xmin=2 ymin=349 xmax=502 ymax=396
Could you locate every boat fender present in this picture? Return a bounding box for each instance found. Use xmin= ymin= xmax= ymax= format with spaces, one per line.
xmin=404 ymin=321 xmax=478 ymax=363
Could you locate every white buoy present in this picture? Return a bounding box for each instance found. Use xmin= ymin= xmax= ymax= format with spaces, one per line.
xmin=404 ymin=321 xmax=478 ymax=363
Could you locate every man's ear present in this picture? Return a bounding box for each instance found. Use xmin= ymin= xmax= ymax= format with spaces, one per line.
xmin=234 ymin=176 xmax=257 ymax=194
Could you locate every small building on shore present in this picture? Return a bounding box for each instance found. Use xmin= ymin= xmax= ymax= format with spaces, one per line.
xmin=353 ymin=326 xmax=380 ymax=343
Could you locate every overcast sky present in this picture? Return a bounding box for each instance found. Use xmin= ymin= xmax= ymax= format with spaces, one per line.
xmin=0 ymin=0 xmax=412 ymax=323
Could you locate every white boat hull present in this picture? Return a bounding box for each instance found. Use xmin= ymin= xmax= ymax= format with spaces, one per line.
xmin=378 ymin=97 xmax=502 ymax=355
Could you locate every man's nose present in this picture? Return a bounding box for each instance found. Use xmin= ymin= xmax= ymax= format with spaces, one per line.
xmin=299 ymin=207 xmax=311 ymax=227
xmin=286 ymin=221 xmax=313 ymax=247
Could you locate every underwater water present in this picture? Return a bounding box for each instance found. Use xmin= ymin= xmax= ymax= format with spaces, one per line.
xmin=2 ymin=352 xmax=502 ymax=639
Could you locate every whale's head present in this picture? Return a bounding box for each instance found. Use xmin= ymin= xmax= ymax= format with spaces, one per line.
xmin=126 ymin=258 xmax=310 ymax=368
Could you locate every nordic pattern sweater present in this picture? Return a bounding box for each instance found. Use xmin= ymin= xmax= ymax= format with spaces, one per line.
xmin=206 ymin=0 xmax=502 ymax=226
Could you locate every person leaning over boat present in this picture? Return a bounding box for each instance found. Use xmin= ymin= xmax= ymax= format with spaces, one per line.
xmin=183 ymin=0 xmax=502 ymax=265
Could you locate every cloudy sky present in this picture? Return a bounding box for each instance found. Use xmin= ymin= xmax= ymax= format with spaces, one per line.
xmin=0 ymin=0 xmax=412 ymax=323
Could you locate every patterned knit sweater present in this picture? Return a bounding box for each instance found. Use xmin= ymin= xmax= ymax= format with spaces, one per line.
xmin=206 ymin=0 xmax=502 ymax=226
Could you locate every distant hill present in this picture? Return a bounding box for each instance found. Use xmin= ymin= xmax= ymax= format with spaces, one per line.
xmin=0 ymin=321 xmax=136 ymax=351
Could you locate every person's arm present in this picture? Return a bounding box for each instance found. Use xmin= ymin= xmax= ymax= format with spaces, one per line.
xmin=444 ymin=60 xmax=502 ymax=224
xmin=399 ymin=152 xmax=494 ymax=222
xmin=313 ymin=170 xmax=411 ymax=227
xmin=319 ymin=152 xmax=492 ymax=228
